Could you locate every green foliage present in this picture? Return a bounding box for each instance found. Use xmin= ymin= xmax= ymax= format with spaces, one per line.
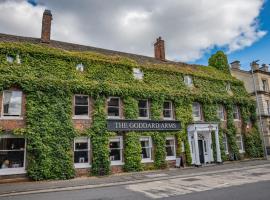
xmin=208 ymin=51 xmax=230 ymax=74
xmin=123 ymin=97 xmax=138 ymax=119
xmin=152 ymin=133 xmax=167 ymax=169
xmin=244 ymin=127 xmax=264 ymax=158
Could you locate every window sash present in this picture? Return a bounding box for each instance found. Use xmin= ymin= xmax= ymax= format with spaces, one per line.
xmin=163 ymin=101 xmax=173 ymax=119
xmin=74 ymin=95 xmax=89 ymax=117
xmin=2 ymin=91 xmax=22 ymax=117
xmin=184 ymin=76 xmax=192 ymax=86
xmin=217 ymin=105 xmax=225 ymax=120
xmin=107 ymin=97 xmax=120 ymax=118
xmin=233 ymin=106 xmax=240 ymax=120
xmin=236 ymin=135 xmax=244 ymax=152
xmin=109 ymin=137 xmax=123 ymax=163
xmin=138 ymin=100 xmax=149 ymax=118
xmin=74 ymin=138 xmax=90 ymax=166
xmin=166 ymin=137 xmax=176 ymax=158
xmin=140 ymin=137 xmax=152 ymax=160
xmin=192 ymin=103 xmax=201 ymax=120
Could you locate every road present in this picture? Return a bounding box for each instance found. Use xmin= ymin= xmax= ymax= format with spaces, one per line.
xmin=1 ymin=163 xmax=270 ymax=200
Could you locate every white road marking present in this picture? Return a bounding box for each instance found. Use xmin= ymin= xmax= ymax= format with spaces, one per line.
xmin=126 ymin=166 xmax=270 ymax=199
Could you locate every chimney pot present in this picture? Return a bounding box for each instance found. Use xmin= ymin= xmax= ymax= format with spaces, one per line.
xmin=154 ymin=37 xmax=165 ymax=61
xmin=41 ymin=9 xmax=53 ymax=43
xmin=230 ymin=60 xmax=240 ymax=69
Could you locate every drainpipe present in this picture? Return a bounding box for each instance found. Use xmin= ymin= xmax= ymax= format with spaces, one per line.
xmin=251 ymin=61 xmax=268 ymax=160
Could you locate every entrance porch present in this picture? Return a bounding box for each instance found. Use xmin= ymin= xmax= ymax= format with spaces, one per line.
xmin=188 ymin=123 xmax=221 ymax=166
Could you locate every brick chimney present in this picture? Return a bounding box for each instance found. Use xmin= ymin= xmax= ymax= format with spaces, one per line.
xmin=230 ymin=60 xmax=240 ymax=69
xmin=154 ymin=37 xmax=165 ymax=61
xmin=41 ymin=10 xmax=53 ymax=43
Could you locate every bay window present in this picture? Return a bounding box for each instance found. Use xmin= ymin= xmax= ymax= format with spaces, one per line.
xmin=107 ymin=97 xmax=120 ymax=118
xmin=74 ymin=138 xmax=90 ymax=168
xmin=166 ymin=137 xmax=176 ymax=160
xmin=74 ymin=95 xmax=89 ymax=118
xmin=2 ymin=91 xmax=22 ymax=117
xmin=138 ymin=100 xmax=149 ymax=119
xmin=140 ymin=137 xmax=152 ymax=162
xmin=109 ymin=136 xmax=123 ymax=165
xmin=163 ymin=101 xmax=173 ymax=120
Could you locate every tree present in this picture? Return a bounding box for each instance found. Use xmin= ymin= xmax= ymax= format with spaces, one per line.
xmin=208 ymin=51 xmax=230 ymax=74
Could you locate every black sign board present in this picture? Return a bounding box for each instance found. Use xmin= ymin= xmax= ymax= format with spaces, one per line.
xmin=107 ymin=119 xmax=181 ymax=132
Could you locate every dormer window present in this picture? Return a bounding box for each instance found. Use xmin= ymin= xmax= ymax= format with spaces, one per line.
xmin=6 ymin=56 xmax=14 ymax=63
xmin=184 ymin=75 xmax=193 ymax=87
xmin=133 ymin=68 xmax=143 ymax=80
xmin=76 ymin=63 xmax=84 ymax=72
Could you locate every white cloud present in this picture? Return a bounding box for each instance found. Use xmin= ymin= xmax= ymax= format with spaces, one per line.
xmin=0 ymin=0 xmax=266 ymax=62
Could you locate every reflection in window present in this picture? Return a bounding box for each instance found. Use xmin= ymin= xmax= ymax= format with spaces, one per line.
xmin=163 ymin=101 xmax=173 ymax=119
xmin=138 ymin=100 xmax=149 ymax=119
xmin=107 ymin=97 xmax=120 ymax=118
xmin=74 ymin=138 xmax=89 ymax=166
xmin=140 ymin=137 xmax=152 ymax=161
xmin=74 ymin=95 xmax=89 ymax=117
xmin=109 ymin=137 xmax=123 ymax=164
xmin=3 ymin=91 xmax=22 ymax=117
xmin=166 ymin=137 xmax=176 ymax=159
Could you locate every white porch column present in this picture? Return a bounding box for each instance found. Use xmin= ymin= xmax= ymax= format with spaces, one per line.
xmin=215 ymin=127 xmax=222 ymax=163
xmin=193 ymin=129 xmax=201 ymax=165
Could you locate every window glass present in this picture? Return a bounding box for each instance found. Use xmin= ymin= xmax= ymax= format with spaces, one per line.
xmin=74 ymin=138 xmax=89 ymax=164
xmin=236 ymin=134 xmax=244 ymax=152
xmin=133 ymin=68 xmax=144 ymax=80
xmin=262 ymin=79 xmax=269 ymax=91
xmin=192 ymin=102 xmax=201 ymax=121
xmin=233 ymin=106 xmax=240 ymax=120
xmin=0 ymin=138 xmax=25 ymax=169
xmin=217 ymin=105 xmax=225 ymax=120
xmin=166 ymin=137 xmax=176 ymax=158
xmin=74 ymin=95 xmax=89 ymax=116
xmin=163 ymin=101 xmax=173 ymax=119
xmin=184 ymin=76 xmax=193 ymax=87
xmin=76 ymin=63 xmax=84 ymax=72
xmin=138 ymin=100 xmax=149 ymax=118
xmin=266 ymin=100 xmax=270 ymax=115
xmin=223 ymin=134 xmax=228 ymax=154
xmin=109 ymin=137 xmax=123 ymax=163
xmin=107 ymin=97 xmax=120 ymax=118
xmin=3 ymin=91 xmax=22 ymax=116
xmin=140 ymin=137 xmax=152 ymax=160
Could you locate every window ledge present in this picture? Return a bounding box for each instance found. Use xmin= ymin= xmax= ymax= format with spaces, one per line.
xmin=72 ymin=116 xmax=91 ymax=120
xmin=0 ymin=168 xmax=26 ymax=176
xmin=234 ymin=119 xmax=241 ymax=122
xmin=107 ymin=116 xmax=121 ymax=119
xmin=166 ymin=156 xmax=176 ymax=161
xmin=110 ymin=161 xmax=124 ymax=166
xmin=74 ymin=164 xmax=91 ymax=169
xmin=141 ymin=159 xmax=154 ymax=163
xmin=239 ymin=150 xmax=245 ymax=154
xmin=163 ymin=118 xmax=174 ymax=121
xmin=138 ymin=117 xmax=150 ymax=120
xmin=0 ymin=117 xmax=23 ymax=120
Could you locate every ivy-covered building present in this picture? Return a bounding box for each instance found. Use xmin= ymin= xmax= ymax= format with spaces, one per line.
xmin=0 ymin=10 xmax=263 ymax=181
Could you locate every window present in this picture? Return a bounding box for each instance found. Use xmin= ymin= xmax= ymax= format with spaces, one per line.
xmin=138 ymin=100 xmax=149 ymax=119
xmin=236 ymin=134 xmax=244 ymax=153
xmin=133 ymin=68 xmax=144 ymax=80
xmin=226 ymin=83 xmax=231 ymax=92
xmin=76 ymin=63 xmax=84 ymax=72
xmin=184 ymin=75 xmax=193 ymax=87
xmin=140 ymin=137 xmax=152 ymax=162
xmin=166 ymin=137 xmax=176 ymax=160
xmin=266 ymin=100 xmax=270 ymax=115
xmin=74 ymin=138 xmax=90 ymax=168
xmin=6 ymin=56 xmax=14 ymax=63
xmin=163 ymin=101 xmax=173 ymax=120
xmin=107 ymin=97 xmax=120 ymax=118
xmin=0 ymin=136 xmax=26 ymax=174
xmin=2 ymin=91 xmax=22 ymax=117
xmin=192 ymin=102 xmax=202 ymax=121
xmin=223 ymin=134 xmax=229 ymax=154
xmin=74 ymin=95 xmax=89 ymax=118
xmin=109 ymin=137 xmax=123 ymax=165
xmin=16 ymin=55 xmax=21 ymax=64
xmin=262 ymin=79 xmax=269 ymax=92
xmin=181 ymin=141 xmax=185 ymax=153
xmin=233 ymin=106 xmax=240 ymax=120
xmin=217 ymin=105 xmax=225 ymax=121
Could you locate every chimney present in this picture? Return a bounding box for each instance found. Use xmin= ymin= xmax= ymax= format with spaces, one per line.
xmin=154 ymin=37 xmax=165 ymax=61
xmin=251 ymin=60 xmax=260 ymax=71
xmin=260 ymin=64 xmax=269 ymax=72
xmin=41 ymin=10 xmax=53 ymax=43
xmin=230 ymin=60 xmax=240 ymax=69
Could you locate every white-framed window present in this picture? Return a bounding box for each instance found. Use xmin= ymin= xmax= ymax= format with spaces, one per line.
xmin=138 ymin=100 xmax=150 ymax=119
xmin=76 ymin=63 xmax=84 ymax=72
xmin=1 ymin=90 xmax=22 ymax=118
xmin=233 ymin=106 xmax=240 ymax=120
xmin=236 ymin=134 xmax=245 ymax=153
xmin=133 ymin=68 xmax=144 ymax=80
xmin=0 ymin=135 xmax=26 ymax=175
xmin=192 ymin=102 xmax=202 ymax=121
xmin=73 ymin=95 xmax=89 ymax=119
xmin=140 ymin=137 xmax=152 ymax=162
xmin=107 ymin=97 xmax=120 ymax=118
xmin=6 ymin=55 xmax=14 ymax=63
xmin=217 ymin=105 xmax=225 ymax=121
xmin=109 ymin=136 xmax=123 ymax=165
xmin=262 ymin=79 xmax=269 ymax=92
xmin=223 ymin=134 xmax=229 ymax=154
xmin=166 ymin=137 xmax=176 ymax=160
xmin=266 ymin=100 xmax=270 ymax=115
xmin=184 ymin=75 xmax=193 ymax=87
xmin=74 ymin=137 xmax=90 ymax=168
xmin=163 ymin=101 xmax=173 ymax=120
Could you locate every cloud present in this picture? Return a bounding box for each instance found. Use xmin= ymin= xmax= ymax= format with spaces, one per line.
xmin=0 ymin=0 xmax=266 ymax=62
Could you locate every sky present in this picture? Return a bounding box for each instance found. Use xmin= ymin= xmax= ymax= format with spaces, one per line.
xmin=0 ymin=0 xmax=269 ymax=70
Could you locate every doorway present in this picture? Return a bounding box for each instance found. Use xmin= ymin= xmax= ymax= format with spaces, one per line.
xmin=198 ymin=140 xmax=205 ymax=164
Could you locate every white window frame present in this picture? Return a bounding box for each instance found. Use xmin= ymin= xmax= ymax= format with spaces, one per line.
xmin=163 ymin=101 xmax=174 ymax=120
xmin=192 ymin=102 xmax=202 ymax=121
xmin=140 ymin=136 xmax=153 ymax=163
xmin=266 ymin=100 xmax=270 ymax=115
xmin=109 ymin=136 xmax=124 ymax=166
xmin=223 ymin=134 xmax=229 ymax=155
xmin=74 ymin=137 xmax=91 ymax=169
xmin=262 ymin=79 xmax=269 ymax=92
xmin=107 ymin=97 xmax=121 ymax=119
xmin=138 ymin=99 xmax=150 ymax=120
xmin=217 ymin=105 xmax=225 ymax=121
xmin=1 ymin=90 xmax=23 ymax=120
xmin=165 ymin=136 xmax=176 ymax=160
xmin=184 ymin=75 xmax=193 ymax=87
xmin=133 ymin=68 xmax=144 ymax=80
xmin=233 ymin=106 xmax=240 ymax=121
xmin=236 ymin=134 xmax=245 ymax=153
xmin=73 ymin=95 xmax=90 ymax=119
xmin=76 ymin=63 xmax=84 ymax=72
xmin=0 ymin=134 xmax=26 ymax=175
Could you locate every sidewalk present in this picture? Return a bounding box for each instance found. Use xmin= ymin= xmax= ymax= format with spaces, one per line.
xmin=0 ymin=159 xmax=269 ymax=196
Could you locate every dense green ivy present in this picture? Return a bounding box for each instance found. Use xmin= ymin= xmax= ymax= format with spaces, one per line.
xmin=0 ymin=42 xmax=263 ymax=180
xmin=208 ymin=51 xmax=230 ymax=74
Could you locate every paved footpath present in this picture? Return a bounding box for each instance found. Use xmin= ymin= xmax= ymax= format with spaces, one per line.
xmin=0 ymin=159 xmax=269 ymax=198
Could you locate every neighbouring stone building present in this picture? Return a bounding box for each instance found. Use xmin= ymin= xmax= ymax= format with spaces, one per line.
xmin=0 ymin=10 xmax=263 ymax=181
xmin=231 ymin=61 xmax=270 ymax=155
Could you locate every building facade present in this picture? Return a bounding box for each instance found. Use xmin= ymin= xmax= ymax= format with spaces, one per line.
xmin=231 ymin=61 xmax=270 ymax=155
xmin=0 ymin=10 xmax=263 ymax=181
